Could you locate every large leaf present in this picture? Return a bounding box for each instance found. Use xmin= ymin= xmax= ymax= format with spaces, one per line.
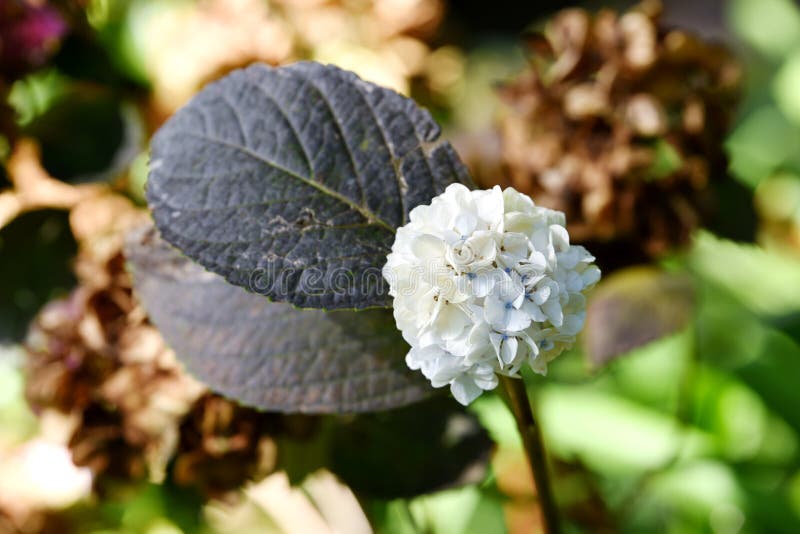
xmin=126 ymin=227 xmax=432 ymax=413
xmin=146 ymin=61 xmax=473 ymax=309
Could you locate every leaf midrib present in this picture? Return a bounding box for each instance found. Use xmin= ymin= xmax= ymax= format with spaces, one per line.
xmin=173 ymin=130 xmax=397 ymax=233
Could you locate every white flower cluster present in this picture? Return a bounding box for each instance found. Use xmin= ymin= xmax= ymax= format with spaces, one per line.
xmin=383 ymin=184 xmax=600 ymax=405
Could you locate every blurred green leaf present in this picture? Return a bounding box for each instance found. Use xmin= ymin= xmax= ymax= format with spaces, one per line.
xmin=729 ymin=0 xmax=800 ymax=58
xmin=774 ymin=51 xmax=800 ymax=126
xmin=85 ymin=0 xmax=169 ymax=85
xmin=119 ymin=482 xmax=202 ymax=534
xmin=739 ymin=475 xmax=800 ymax=534
xmin=755 ymin=171 xmax=800 ymax=222
xmin=726 ymin=105 xmax=799 ymax=187
xmin=735 ymin=328 xmax=800 ymax=434
xmin=60 ymin=480 xmax=203 ymax=534
xmin=407 ymin=484 xmax=507 ymax=534
xmin=646 ymin=139 xmax=683 ymax=181
xmin=689 ymin=364 xmax=798 ymax=464
xmin=644 ymin=460 xmax=744 ymax=531
xmin=539 ymin=385 xmax=712 ymax=475
xmin=370 ymin=500 xmax=422 ymax=534
xmin=0 ymin=345 xmax=38 ymax=446
xmin=7 ymin=69 xmax=70 ymax=126
xmin=469 ymin=392 xmax=522 ymax=449
xmin=603 ymin=330 xmax=692 ymax=414
xmin=690 ymin=232 xmax=800 ymax=317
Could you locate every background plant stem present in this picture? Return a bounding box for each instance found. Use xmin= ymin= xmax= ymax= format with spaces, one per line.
xmin=500 ymin=375 xmax=561 ymax=534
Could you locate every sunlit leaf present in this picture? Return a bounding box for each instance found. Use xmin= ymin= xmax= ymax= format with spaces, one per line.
xmin=539 ymin=385 xmax=712 ymax=474
xmin=734 ymin=328 xmax=800 ymax=434
xmin=729 ymin=0 xmax=800 ymax=58
xmin=406 ymin=484 xmax=507 ymax=534
xmin=725 ymin=105 xmax=799 ymax=188
xmin=690 ymin=231 xmax=800 ymax=317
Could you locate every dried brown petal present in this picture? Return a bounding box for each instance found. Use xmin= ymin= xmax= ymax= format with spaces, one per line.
xmin=23 ymin=191 xmax=297 ymax=497
xmin=625 ymin=94 xmax=667 ymax=136
xmin=620 ymin=12 xmax=657 ymax=70
xmin=492 ymin=0 xmax=740 ymax=266
xmin=564 ymin=84 xmax=609 ymax=119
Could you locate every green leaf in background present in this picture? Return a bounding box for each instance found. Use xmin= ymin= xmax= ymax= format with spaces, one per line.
xmin=690 ymin=231 xmax=800 ymax=317
xmin=539 ymin=385 xmax=712 ymax=476
xmin=729 ymin=0 xmax=800 ymax=58
xmin=583 ymin=266 xmax=695 ymax=368
xmin=406 ymin=484 xmax=507 ymax=534
xmin=146 ymin=61 xmax=473 ymax=310
xmin=0 ymin=346 xmax=38 ymax=446
xmin=126 ymin=226 xmax=431 ymax=413
xmin=774 ymin=50 xmax=800 ymax=127
xmin=372 ymin=484 xmax=506 ymax=534
xmin=755 ymin=171 xmax=800 ymax=225
xmin=636 ymin=460 xmax=745 ymax=532
xmin=734 ymin=327 xmax=800 ymax=434
xmin=725 ymin=105 xmax=800 ymax=188
xmin=646 ymin=139 xmax=683 ymax=181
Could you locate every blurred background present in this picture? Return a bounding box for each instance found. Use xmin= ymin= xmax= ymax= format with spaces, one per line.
xmin=2 ymin=0 xmax=800 ymax=532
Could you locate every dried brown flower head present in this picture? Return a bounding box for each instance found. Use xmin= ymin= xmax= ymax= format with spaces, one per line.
xmin=495 ymin=0 xmax=741 ymax=264
xmin=142 ymin=0 xmax=445 ymax=115
xmin=23 ymin=193 xmax=305 ymax=498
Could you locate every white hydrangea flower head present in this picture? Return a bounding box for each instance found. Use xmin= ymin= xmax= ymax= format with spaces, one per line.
xmin=383 ymin=184 xmax=601 ymax=405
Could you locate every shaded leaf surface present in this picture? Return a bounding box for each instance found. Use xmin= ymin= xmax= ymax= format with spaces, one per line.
xmin=126 ymin=227 xmax=431 ymax=413
xmin=329 ymin=397 xmax=492 ymax=498
xmin=584 ymin=267 xmax=695 ymax=367
xmin=146 ymin=61 xmax=472 ymax=309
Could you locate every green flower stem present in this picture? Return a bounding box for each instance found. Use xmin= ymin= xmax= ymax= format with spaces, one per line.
xmin=500 ymin=375 xmax=561 ymax=534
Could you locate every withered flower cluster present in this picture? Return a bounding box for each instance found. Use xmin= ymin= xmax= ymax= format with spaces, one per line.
xmin=23 ymin=194 xmax=303 ymax=498
xmin=495 ymin=0 xmax=741 ymax=263
xmin=144 ymin=0 xmax=446 ymax=115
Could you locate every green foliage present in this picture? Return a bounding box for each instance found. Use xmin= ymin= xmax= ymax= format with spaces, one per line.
xmin=690 ymin=231 xmax=800 ymax=317
xmin=729 ymin=0 xmax=800 ymax=58
xmin=6 ymin=2 xmax=800 ymax=532
xmin=646 ymin=139 xmax=683 ymax=181
xmin=530 ymin=230 xmax=800 ymax=531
